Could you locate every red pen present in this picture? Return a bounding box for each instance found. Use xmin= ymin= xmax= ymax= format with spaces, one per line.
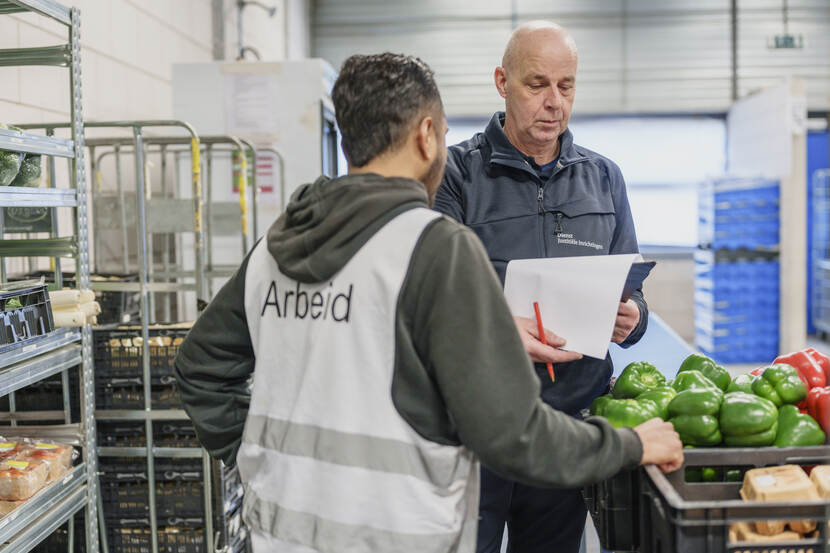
xmin=533 ymin=301 xmax=555 ymax=382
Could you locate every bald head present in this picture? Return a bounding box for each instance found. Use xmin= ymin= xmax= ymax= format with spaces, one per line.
xmin=501 ymin=21 xmax=578 ymax=74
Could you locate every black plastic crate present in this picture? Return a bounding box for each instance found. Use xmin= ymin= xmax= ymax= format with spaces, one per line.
xmin=640 ymin=446 xmax=830 ymax=553
xmin=92 ymin=274 xmax=140 ymax=324
xmin=100 ymin=458 xmax=204 ymax=483
xmin=101 ymin=479 xmax=204 ymax=519
xmin=93 ymin=325 xmax=189 ymax=378
xmin=583 ymin=468 xmax=639 ymax=552
xmin=108 ymin=526 xmax=204 ymax=553
xmin=0 ymin=370 xmax=81 ymax=421
xmin=31 ymin=515 xmax=86 ymax=553
xmin=97 ymin=420 xmax=198 ymax=448
xmin=95 ymin=375 xmax=181 ymax=409
xmin=0 ymin=282 xmax=55 ymax=354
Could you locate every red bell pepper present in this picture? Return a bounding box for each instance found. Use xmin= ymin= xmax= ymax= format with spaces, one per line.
xmin=774 ymin=351 xmax=826 ymax=390
xmin=749 ymin=366 xmax=765 ymax=378
xmin=806 ymin=386 xmax=830 ymax=435
xmin=805 ymin=348 xmax=830 ymax=384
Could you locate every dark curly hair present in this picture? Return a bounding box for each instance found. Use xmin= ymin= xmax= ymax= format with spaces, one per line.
xmin=332 ymin=53 xmax=443 ymax=168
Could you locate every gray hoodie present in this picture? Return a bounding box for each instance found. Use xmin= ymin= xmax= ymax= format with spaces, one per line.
xmin=174 ymin=172 xmax=642 ymax=487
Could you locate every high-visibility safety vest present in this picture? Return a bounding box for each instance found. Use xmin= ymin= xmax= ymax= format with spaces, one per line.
xmin=239 ymin=207 xmax=480 ymax=553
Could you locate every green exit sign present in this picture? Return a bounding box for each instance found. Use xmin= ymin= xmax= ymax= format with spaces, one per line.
xmin=768 ymin=34 xmax=804 ymax=49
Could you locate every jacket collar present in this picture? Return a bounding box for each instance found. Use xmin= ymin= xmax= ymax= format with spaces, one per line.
xmin=484 ymin=112 xmax=588 ymax=171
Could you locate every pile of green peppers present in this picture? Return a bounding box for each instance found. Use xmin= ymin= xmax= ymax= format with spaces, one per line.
xmin=590 ymin=355 xmax=827 ymax=448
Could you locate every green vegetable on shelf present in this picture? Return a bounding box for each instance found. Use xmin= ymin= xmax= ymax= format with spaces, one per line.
xmin=0 ymin=150 xmax=23 ymax=187
xmin=612 ymin=361 xmax=666 ymax=399
xmin=774 ymin=404 xmax=827 ymax=447
xmin=751 ymin=364 xmax=808 ymax=407
xmin=635 ymin=386 xmax=677 ymax=420
xmin=10 ymin=155 xmax=41 ymax=187
xmin=726 ymin=374 xmax=755 ymax=395
xmin=677 ymin=353 xmax=731 ymax=391
xmin=3 ymin=297 xmax=22 ymax=311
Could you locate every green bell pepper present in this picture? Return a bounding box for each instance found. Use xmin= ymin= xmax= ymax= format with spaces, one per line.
xmin=589 ymin=394 xmax=613 ymax=416
xmin=602 ymin=398 xmax=659 ymax=428
xmin=612 ymin=361 xmax=667 ymax=399
xmin=677 ymin=353 xmax=731 ymax=391
xmin=723 ymin=420 xmax=778 ymax=447
xmin=670 ymin=414 xmax=722 ymax=446
xmin=774 ymin=405 xmax=827 ymax=447
xmin=719 ymin=392 xmax=778 ymax=436
xmin=702 ymin=467 xmax=722 ymax=482
xmin=725 ymin=468 xmax=745 ymax=482
xmin=635 ymin=386 xmax=676 ymax=420
xmin=726 ymin=374 xmax=755 ymax=395
xmin=667 ymin=388 xmax=723 ymax=418
xmin=672 ymin=370 xmax=723 ymax=396
xmin=667 ymin=388 xmax=723 ymax=446
xmin=751 ymin=364 xmax=808 ymax=407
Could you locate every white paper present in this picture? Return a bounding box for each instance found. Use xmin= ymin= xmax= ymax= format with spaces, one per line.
xmin=224 ymin=74 xmax=277 ymax=132
xmin=504 ymin=254 xmax=639 ymax=359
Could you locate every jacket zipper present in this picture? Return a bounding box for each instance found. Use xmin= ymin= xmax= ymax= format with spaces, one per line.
xmin=537 ymin=186 xmax=544 ymax=214
xmin=554 ymin=212 xmax=563 ymax=236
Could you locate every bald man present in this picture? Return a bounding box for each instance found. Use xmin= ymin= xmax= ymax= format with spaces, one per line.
xmin=434 ymin=21 xmax=649 ymax=553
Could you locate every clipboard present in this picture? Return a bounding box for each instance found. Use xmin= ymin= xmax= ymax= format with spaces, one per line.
xmin=621 ymin=261 xmax=656 ymax=302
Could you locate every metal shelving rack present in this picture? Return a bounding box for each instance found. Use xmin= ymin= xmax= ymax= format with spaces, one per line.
xmin=0 ymin=1 xmax=99 ymax=553
xmin=35 ymin=121 xmax=219 ymax=553
xmin=77 ymin=127 xmax=253 ymax=553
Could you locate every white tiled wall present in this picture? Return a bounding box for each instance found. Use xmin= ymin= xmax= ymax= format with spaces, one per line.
xmin=0 ymin=0 xmax=306 ymax=126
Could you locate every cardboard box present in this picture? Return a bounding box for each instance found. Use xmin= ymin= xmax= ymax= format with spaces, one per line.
xmin=740 ymin=465 xmax=819 ymax=535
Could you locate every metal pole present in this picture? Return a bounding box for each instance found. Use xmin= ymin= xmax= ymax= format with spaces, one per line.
xmin=145 ymin=141 xmax=156 ymax=324
xmin=85 ymin=142 xmax=95 ymax=278
xmin=174 ymin=151 xmax=183 ymax=321
xmin=205 ymin=145 xmax=214 ymax=299
xmin=161 ymin=145 xmax=171 ymax=322
xmin=190 ymin=136 xmax=206 ymax=314
xmin=235 ymin=145 xmax=249 ymax=255
xmin=133 ymin=125 xmax=159 ymax=553
xmin=115 ymin=145 xmax=130 ymax=275
xmin=62 ymin=368 xmax=74 ymax=553
xmin=203 ymin=451 xmax=215 ymax=553
xmin=239 ymin=138 xmax=257 ymax=245
xmin=8 ymin=391 xmax=15 ymax=427
xmin=69 ymin=10 xmax=100 ymax=553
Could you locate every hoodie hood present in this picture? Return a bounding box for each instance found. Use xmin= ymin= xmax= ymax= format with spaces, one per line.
xmin=267 ymin=173 xmax=429 ymax=283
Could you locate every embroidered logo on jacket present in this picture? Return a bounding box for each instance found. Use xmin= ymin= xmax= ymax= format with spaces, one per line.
xmin=556 ymin=233 xmax=604 ymax=251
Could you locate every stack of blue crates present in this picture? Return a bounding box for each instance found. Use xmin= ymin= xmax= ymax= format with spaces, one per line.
xmin=695 ymin=178 xmax=780 ymax=364
xmin=698 ymin=179 xmax=779 ymax=250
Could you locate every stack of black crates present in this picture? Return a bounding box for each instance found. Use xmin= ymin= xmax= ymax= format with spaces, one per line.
xmin=93 ymin=323 xmax=249 ymax=553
